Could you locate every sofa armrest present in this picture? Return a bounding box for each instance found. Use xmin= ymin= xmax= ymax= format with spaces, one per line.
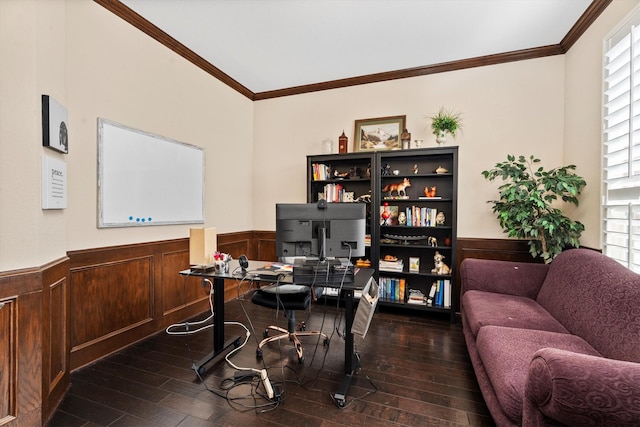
xmin=460 ymin=258 xmax=549 ymax=299
xmin=524 ymin=348 xmax=640 ymax=427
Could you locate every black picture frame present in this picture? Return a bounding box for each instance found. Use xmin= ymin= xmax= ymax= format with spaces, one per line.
xmin=42 ymin=94 xmax=69 ymax=154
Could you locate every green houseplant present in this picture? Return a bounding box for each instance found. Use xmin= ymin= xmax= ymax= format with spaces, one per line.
xmin=481 ymin=155 xmax=586 ymax=263
xmin=429 ymin=107 xmax=462 ymax=143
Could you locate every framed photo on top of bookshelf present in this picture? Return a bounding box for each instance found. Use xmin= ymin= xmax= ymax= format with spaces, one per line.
xmin=354 ymin=115 xmax=405 ymax=152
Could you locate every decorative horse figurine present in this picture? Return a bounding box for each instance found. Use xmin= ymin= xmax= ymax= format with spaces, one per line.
xmin=382 ymin=178 xmax=411 ymax=197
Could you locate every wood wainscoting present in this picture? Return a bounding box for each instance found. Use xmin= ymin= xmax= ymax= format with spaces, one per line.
xmin=66 ymin=230 xmax=277 ymax=372
xmin=0 ymin=256 xmax=70 ymax=427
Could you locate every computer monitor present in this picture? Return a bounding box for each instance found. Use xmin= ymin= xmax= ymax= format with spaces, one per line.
xmin=276 ymin=201 xmax=366 ymax=261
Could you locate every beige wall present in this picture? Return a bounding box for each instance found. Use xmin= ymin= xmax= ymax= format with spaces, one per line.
xmin=253 ymin=57 xmax=567 ymax=239
xmin=253 ymin=0 xmax=640 ymax=250
xmin=0 ymin=0 xmax=68 ymax=271
xmin=0 ymin=0 xmax=253 ymax=271
xmin=2 ymin=0 xmax=639 ymax=272
xmin=65 ymin=2 xmax=254 ymax=252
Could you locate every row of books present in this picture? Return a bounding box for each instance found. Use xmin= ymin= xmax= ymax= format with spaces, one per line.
xmin=378 ymin=276 xmax=406 ymax=302
xmin=379 ymin=277 xmax=451 ymax=308
xmin=425 ymin=279 xmax=451 ymax=308
xmin=320 ymin=183 xmax=346 ymax=202
xmin=311 ymin=163 xmax=330 ymax=181
xmin=405 ymin=206 xmax=439 ymax=227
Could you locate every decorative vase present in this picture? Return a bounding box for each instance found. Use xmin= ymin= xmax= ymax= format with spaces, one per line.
xmin=436 ymin=130 xmax=447 ymax=145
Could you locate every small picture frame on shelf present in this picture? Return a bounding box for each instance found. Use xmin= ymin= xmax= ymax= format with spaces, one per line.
xmin=353 ymin=115 xmax=405 ymax=152
xmin=409 ymin=257 xmax=420 ymax=273
xmin=380 ymin=204 xmax=399 ymax=225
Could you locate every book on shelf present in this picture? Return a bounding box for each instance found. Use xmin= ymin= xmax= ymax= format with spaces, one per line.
xmin=407 ymin=288 xmax=426 ymax=305
xmin=443 ymin=279 xmax=451 ymax=308
xmin=426 ymin=282 xmax=437 ymax=305
xmin=379 ymin=258 xmax=403 ymax=272
xmin=312 ymin=163 xmax=330 ymax=181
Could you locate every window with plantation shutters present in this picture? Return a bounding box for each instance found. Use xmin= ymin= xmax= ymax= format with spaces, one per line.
xmin=603 ymin=7 xmax=640 ymax=272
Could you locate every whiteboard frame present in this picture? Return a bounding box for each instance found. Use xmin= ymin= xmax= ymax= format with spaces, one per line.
xmin=97 ymin=118 xmax=205 ymax=228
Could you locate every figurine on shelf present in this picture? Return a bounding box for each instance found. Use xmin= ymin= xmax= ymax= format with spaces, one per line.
xmin=413 ymin=164 xmax=419 ymax=174
xmin=380 ymin=202 xmax=392 ymax=225
xmin=424 ymin=186 xmax=437 ymax=197
xmin=381 ymin=163 xmax=391 ymax=175
xmin=428 ymin=236 xmax=437 ymax=247
xmin=355 ymin=191 xmax=371 ymax=203
xmin=434 ymin=166 xmax=448 ymax=174
xmin=382 ymin=178 xmax=411 ymax=197
xmin=431 ymin=251 xmax=451 ymax=275
xmin=436 ymin=211 xmax=446 ymax=225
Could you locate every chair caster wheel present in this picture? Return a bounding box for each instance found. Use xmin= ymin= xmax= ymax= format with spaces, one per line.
xmin=197 ymin=366 xmax=206 ymax=376
xmin=263 ymin=330 xmax=269 ymax=338
xmin=298 ymin=356 xmax=304 ymax=364
xmin=256 ymin=348 xmax=263 ymax=359
xmin=323 ymin=338 xmax=330 ymax=346
xmin=234 ymin=338 xmax=242 ymax=348
xmin=336 ymin=398 xmax=345 ymax=408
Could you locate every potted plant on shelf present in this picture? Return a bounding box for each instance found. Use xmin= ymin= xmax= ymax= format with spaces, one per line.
xmin=429 ymin=107 xmax=462 ymax=144
xmin=481 ymin=155 xmax=586 ymax=264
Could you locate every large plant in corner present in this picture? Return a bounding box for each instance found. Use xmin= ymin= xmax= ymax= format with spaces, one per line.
xmin=481 ymin=155 xmax=586 ymax=263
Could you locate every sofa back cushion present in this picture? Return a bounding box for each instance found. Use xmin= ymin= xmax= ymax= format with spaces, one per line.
xmin=536 ymin=249 xmax=640 ymax=362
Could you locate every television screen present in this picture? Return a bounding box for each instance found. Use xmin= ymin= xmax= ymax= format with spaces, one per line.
xmin=276 ymin=202 xmax=366 ymax=260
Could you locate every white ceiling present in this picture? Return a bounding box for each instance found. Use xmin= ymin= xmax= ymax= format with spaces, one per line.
xmin=120 ymin=0 xmax=594 ymax=94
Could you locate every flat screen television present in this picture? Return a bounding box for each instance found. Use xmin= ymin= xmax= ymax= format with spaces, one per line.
xmin=276 ymin=201 xmax=366 ymax=261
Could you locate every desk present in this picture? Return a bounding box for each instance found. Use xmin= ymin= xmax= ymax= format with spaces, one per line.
xmin=180 ymin=259 xmax=374 ymax=406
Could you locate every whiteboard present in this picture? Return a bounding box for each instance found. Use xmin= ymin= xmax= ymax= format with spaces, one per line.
xmin=97 ymin=118 xmax=205 ymax=228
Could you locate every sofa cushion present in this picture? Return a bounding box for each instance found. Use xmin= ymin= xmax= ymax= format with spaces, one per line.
xmin=476 ymin=325 xmax=601 ymax=424
xmin=537 ymin=249 xmax=640 ymax=363
xmin=462 ymin=290 xmax=569 ymax=337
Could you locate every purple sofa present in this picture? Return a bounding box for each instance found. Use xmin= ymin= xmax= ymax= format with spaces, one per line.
xmin=460 ymin=249 xmax=640 ymax=426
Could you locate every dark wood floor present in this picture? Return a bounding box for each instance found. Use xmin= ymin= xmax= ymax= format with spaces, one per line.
xmin=47 ymin=298 xmax=493 ymax=427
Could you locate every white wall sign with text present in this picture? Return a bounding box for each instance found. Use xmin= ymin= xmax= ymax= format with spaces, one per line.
xmin=41 ymin=155 xmax=67 ymax=209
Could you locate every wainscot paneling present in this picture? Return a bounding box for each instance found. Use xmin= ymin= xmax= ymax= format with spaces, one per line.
xmin=0 ymin=267 xmax=43 ymax=427
xmin=67 ymin=231 xmax=277 ymax=372
xmin=41 ymin=257 xmax=71 ymax=424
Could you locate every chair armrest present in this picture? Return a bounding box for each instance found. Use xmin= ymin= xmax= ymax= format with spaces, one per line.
xmin=524 ymin=348 xmax=640 ymax=427
xmin=460 ymin=258 xmax=549 ymax=299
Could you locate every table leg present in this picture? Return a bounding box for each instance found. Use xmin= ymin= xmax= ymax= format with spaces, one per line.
xmin=333 ymin=288 xmax=359 ymax=407
xmin=192 ymin=277 xmax=240 ymax=375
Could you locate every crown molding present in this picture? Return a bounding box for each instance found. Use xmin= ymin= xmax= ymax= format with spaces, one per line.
xmin=95 ymin=0 xmax=612 ymax=101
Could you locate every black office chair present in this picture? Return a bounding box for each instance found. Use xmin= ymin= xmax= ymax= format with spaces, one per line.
xmin=252 ymin=283 xmax=329 ymax=363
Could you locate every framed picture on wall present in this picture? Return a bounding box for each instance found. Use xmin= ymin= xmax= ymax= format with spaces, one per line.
xmin=353 ymin=115 xmax=405 ymax=152
xmin=42 ymin=94 xmax=69 ymax=154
